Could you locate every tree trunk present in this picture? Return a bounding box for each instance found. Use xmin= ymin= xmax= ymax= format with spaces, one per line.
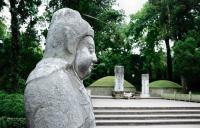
xmin=164 ymin=38 xmax=173 ymax=80
xmin=181 ymin=75 xmax=188 ymax=93
xmin=148 ymin=63 xmax=152 ymax=81
xmin=9 ymin=0 xmax=20 ymax=92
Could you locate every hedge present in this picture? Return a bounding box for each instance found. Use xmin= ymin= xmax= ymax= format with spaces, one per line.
xmin=0 ymin=91 xmax=26 ymax=128
xmin=0 ymin=117 xmax=26 ymax=128
xmin=0 ymin=91 xmax=25 ymax=118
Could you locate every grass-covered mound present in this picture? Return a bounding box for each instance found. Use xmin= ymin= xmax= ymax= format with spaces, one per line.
xmin=90 ymin=76 xmax=136 ymax=89
xmin=0 ymin=91 xmax=26 ymax=128
xmin=149 ymin=80 xmax=182 ymax=89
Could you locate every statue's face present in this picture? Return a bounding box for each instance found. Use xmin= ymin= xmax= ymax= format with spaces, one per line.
xmin=74 ymin=36 xmax=97 ymax=80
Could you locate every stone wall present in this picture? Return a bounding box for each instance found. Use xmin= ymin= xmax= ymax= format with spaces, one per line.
xmin=88 ymin=86 xmax=135 ymax=96
xmin=150 ymin=88 xmax=182 ymax=97
xmin=161 ymin=93 xmax=200 ymax=102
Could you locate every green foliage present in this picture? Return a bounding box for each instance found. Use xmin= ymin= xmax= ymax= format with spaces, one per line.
xmin=0 ymin=18 xmax=6 ymax=39
xmin=0 ymin=91 xmax=25 ymax=118
xmin=173 ymin=37 xmax=200 ymax=91
xmin=128 ymin=3 xmax=157 ymax=42
xmin=0 ymin=117 xmax=26 ymax=128
xmin=127 ymin=2 xmax=167 ymax=81
xmin=94 ymin=10 xmax=125 ymax=53
xmin=173 ymin=37 xmax=200 ymax=78
xmin=0 ymin=15 xmax=43 ymax=92
xmin=0 ymin=0 xmax=6 ymax=11
xmin=10 ymin=0 xmax=42 ymax=25
xmin=149 ymin=80 xmax=182 ymax=89
xmin=0 ymin=91 xmax=26 ymax=128
xmin=0 ymin=34 xmax=42 ymax=92
xmin=128 ymin=0 xmax=200 ymax=83
xmin=0 ymin=0 xmax=43 ymax=93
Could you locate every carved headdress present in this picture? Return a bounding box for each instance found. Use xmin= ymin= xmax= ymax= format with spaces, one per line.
xmin=44 ymin=8 xmax=94 ymax=64
xmin=27 ymin=8 xmax=94 ymax=84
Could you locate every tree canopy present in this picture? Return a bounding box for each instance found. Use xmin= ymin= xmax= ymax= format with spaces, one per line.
xmin=127 ymin=0 xmax=200 ymax=91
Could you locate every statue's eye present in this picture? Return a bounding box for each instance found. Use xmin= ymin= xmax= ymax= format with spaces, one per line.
xmin=89 ymin=48 xmax=94 ymax=53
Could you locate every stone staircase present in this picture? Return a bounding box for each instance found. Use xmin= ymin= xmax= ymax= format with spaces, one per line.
xmin=94 ymin=106 xmax=200 ymax=127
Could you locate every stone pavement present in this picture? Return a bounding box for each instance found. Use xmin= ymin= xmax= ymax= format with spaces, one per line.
xmin=92 ymin=98 xmax=200 ymax=108
xmin=92 ymin=97 xmax=200 ymax=128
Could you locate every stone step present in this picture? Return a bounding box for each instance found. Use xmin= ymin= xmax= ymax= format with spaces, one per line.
xmin=95 ymin=114 xmax=200 ymax=120
xmin=91 ymin=95 xmax=161 ymax=99
xmin=95 ymin=124 xmax=200 ymax=128
xmin=94 ymin=109 xmax=200 ymax=115
xmin=93 ymin=107 xmax=200 ymax=110
xmin=96 ymin=119 xmax=200 ymax=126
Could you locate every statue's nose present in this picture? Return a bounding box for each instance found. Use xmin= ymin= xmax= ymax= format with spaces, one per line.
xmin=92 ymin=53 xmax=97 ymax=63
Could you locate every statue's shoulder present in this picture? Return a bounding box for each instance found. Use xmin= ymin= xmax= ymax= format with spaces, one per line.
xmin=26 ymin=58 xmax=69 ymax=84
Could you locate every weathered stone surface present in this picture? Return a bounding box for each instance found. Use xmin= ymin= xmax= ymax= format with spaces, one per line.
xmin=114 ymin=66 xmax=124 ymax=92
xmin=140 ymin=74 xmax=150 ymax=98
xmin=25 ymin=8 xmax=97 ymax=128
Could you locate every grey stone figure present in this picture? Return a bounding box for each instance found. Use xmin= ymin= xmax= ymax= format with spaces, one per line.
xmin=25 ymin=8 xmax=97 ymax=128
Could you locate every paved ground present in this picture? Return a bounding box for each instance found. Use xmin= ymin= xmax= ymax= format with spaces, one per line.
xmin=92 ymin=98 xmax=200 ymax=108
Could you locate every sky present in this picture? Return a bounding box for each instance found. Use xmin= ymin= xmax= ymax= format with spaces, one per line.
xmin=113 ymin=0 xmax=148 ymax=21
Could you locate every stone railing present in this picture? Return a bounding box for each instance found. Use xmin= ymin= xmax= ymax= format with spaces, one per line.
xmin=161 ymin=92 xmax=200 ymax=102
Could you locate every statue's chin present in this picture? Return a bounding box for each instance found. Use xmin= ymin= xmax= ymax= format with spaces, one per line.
xmin=76 ymin=64 xmax=93 ymax=80
xmin=79 ymin=69 xmax=91 ymax=80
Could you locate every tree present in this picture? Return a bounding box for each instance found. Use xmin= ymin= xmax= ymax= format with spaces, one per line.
xmin=127 ymin=3 xmax=167 ymax=81
xmin=0 ymin=0 xmax=42 ymax=92
xmin=0 ymin=25 xmax=43 ymax=93
xmin=0 ymin=1 xmax=6 ymax=11
xmin=128 ymin=0 xmax=200 ymax=81
xmin=0 ymin=18 xmax=6 ymax=40
xmin=0 ymin=19 xmax=7 ymax=84
xmin=173 ymin=37 xmax=200 ymax=92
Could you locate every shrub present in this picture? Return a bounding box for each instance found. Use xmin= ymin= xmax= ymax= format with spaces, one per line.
xmin=0 ymin=117 xmax=26 ymax=128
xmin=0 ymin=91 xmax=25 ymax=118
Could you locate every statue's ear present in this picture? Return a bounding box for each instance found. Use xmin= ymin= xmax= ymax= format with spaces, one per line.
xmin=64 ymin=26 xmax=79 ymax=54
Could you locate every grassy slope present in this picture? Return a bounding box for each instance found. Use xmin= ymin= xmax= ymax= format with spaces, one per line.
xmin=149 ymin=80 xmax=182 ymax=89
xmin=90 ymin=76 xmax=135 ymax=88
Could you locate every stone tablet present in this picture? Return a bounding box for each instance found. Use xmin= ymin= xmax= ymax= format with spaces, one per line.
xmin=140 ymin=74 xmax=150 ymax=98
xmin=114 ymin=66 xmax=124 ymax=92
xmin=25 ymin=8 xmax=97 ymax=128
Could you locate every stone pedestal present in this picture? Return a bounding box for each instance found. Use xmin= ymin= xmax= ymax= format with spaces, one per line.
xmin=112 ymin=91 xmax=124 ymax=99
xmin=140 ymin=74 xmax=150 ymax=98
xmin=112 ymin=66 xmax=124 ymax=98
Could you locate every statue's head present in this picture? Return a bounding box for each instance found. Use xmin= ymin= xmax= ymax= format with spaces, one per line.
xmin=44 ymin=8 xmax=97 ymax=80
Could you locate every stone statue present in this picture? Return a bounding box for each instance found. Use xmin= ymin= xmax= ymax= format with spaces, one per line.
xmin=25 ymin=8 xmax=97 ymax=128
